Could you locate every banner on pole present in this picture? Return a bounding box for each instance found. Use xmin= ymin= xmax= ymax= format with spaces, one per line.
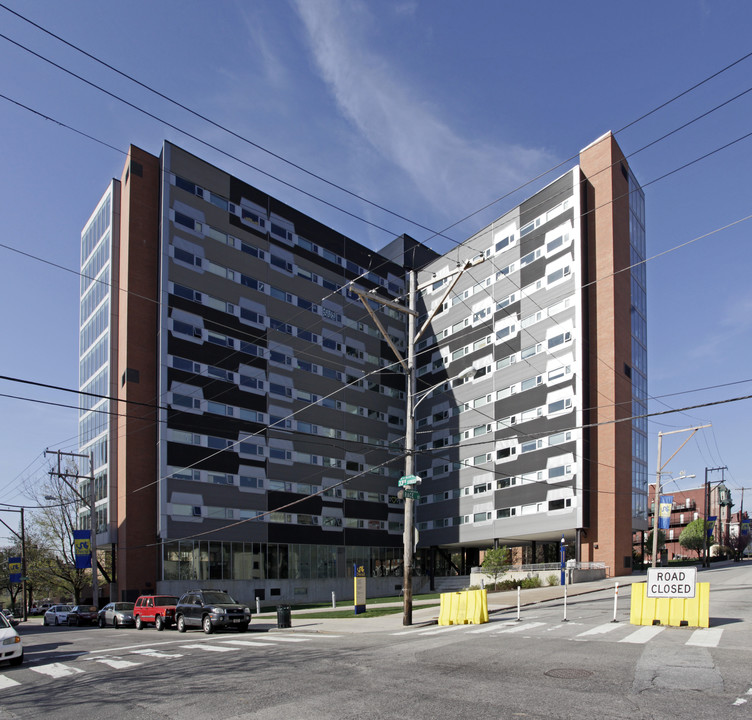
xmin=8 ymin=557 xmax=21 ymax=584
xmin=658 ymin=496 xmax=673 ymax=530
xmin=74 ymin=529 xmax=92 ymax=569
xmin=741 ymin=520 xmax=749 ymax=537
xmin=706 ymin=516 xmax=717 ymax=539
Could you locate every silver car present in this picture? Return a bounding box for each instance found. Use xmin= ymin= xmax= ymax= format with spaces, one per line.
xmin=97 ymin=602 xmax=135 ymax=628
xmin=43 ymin=605 xmax=72 ymax=626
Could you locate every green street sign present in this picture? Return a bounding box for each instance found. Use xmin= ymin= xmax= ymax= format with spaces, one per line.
xmin=403 ymin=489 xmax=420 ymax=500
xmin=398 ymin=475 xmax=421 ymax=487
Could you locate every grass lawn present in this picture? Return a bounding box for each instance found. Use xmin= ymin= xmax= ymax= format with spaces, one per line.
xmin=293 ymin=603 xmax=440 ymax=619
xmin=261 ymin=592 xmax=441 ymax=613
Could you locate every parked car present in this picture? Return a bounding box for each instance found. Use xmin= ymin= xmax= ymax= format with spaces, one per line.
xmin=133 ymin=595 xmax=179 ymax=631
xmin=174 ymin=589 xmax=251 ymax=634
xmin=0 ymin=612 xmax=22 ymax=666
xmin=67 ymin=605 xmax=99 ymax=626
xmin=43 ymin=605 xmax=72 ymax=626
xmin=97 ymin=602 xmax=135 ymax=628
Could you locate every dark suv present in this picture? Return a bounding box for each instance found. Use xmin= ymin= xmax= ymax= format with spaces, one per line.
xmin=174 ymin=589 xmax=251 ymax=634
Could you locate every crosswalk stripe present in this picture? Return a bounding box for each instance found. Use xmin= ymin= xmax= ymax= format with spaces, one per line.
xmin=271 ymin=633 xmax=341 ymax=639
xmin=686 ymin=628 xmax=723 ymax=647
xmin=391 ymin=627 xmax=434 ymax=636
xmin=90 ymin=658 xmax=141 ymax=669
xmin=619 ymin=626 xmax=665 ymax=644
xmin=251 ymin=636 xmax=309 ymax=643
xmin=130 ymin=649 xmax=184 ymax=658
xmin=31 ymin=663 xmax=85 ymax=678
xmin=577 ymin=623 xmax=622 ymax=638
xmin=467 ymin=622 xmax=507 ymax=634
xmin=495 ymin=622 xmax=545 ymax=634
xmin=419 ymin=625 xmax=468 ymax=636
xmin=217 ymin=640 xmax=277 ymax=647
xmin=0 ymin=675 xmax=20 ymax=689
xmin=180 ymin=643 xmax=239 ymax=652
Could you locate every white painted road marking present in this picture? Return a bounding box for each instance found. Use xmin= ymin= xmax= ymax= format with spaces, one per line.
xmin=577 ymin=623 xmax=622 ymax=638
xmin=31 ymin=663 xmax=85 ymax=678
xmin=180 ymin=643 xmax=239 ymax=653
xmin=217 ymin=640 xmax=278 ymax=647
xmin=495 ymin=622 xmax=545 ymax=634
xmin=130 ymin=648 xmax=184 ymax=658
xmin=686 ymin=628 xmax=723 ymax=647
xmin=0 ymin=675 xmax=20 ymax=689
xmin=89 ymin=657 xmax=141 ymax=670
xmin=619 ymin=626 xmax=665 ymax=644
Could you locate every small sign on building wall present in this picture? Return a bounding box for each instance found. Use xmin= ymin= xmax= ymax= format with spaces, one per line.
xmin=646 ymin=567 xmax=697 ymax=599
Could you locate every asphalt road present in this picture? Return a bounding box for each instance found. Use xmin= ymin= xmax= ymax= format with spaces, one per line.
xmin=1 ymin=563 xmax=750 ymax=719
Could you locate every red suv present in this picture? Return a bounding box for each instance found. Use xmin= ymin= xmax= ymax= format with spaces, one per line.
xmin=133 ymin=595 xmax=179 ymax=631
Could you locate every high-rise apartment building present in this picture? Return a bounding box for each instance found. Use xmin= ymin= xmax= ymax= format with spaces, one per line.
xmin=78 ymin=132 xmax=646 ymax=603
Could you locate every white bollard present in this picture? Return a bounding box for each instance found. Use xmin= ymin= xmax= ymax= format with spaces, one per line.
xmin=562 ymin=583 xmax=568 ymax=622
xmin=516 ymin=585 xmax=521 ymax=621
xmin=612 ymin=582 xmax=619 ymax=622
xmin=332 ymin=591 xmax=336 ymax=609
xmin=255 ymin=597 xmax=261 ymax=615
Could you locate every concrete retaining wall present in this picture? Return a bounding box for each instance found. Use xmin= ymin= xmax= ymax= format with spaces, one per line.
xmin=157 ymin=576 xmax=432 ymax=606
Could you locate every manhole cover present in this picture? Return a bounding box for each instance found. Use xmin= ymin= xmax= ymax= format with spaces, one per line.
xmin=545 ymin=668 xmax=593 ymax=679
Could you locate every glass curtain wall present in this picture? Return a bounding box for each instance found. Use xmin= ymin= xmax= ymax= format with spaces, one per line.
xmin=78 ymin=189 xmax=113 ymax=535
xmin=628 ymin=171 xmax=648 ymax=527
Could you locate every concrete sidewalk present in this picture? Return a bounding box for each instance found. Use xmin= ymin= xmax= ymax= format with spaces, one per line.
xmin=254 ymin=574 xmax=641 ymax=635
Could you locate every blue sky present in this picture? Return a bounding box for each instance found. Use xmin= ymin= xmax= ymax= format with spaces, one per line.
xmin=1 ymin=0 xmax=751 ymax=528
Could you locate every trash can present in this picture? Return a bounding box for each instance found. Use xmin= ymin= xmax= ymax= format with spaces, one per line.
xmin=276 ymin=605 xmax=291 ymax=629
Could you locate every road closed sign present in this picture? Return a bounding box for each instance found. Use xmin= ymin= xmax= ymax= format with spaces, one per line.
xmin=646 ymin=567 xmax=697 ymax=599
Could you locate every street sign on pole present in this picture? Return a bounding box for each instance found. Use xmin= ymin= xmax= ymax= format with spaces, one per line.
xmin=403 ymin=489 xmax=420 ymax=500
xmin=398 ymin=475 xmax=421 ymax=487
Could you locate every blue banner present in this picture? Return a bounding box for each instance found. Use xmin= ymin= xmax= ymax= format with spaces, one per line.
xmin=706 ymin=516 xmax=717 ymax=539
xmin=73 ymin=529 xmax=91 ymax=569
xmin=8 ymin=557 xmax=21 ymax=584
xmin=741 ymin=520 xmax=749 ymax=537
xmin=658 ymin=496 xmax=673 ymax=530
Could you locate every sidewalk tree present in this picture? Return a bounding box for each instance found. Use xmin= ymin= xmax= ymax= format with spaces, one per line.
xmin=481 ymin=546 xmax=511 ymax=589
xmin=0 ymin=536 xmax=57 ymax=611
xmin=679 ymin=518 xmax=708 ymax=558
xmin=645 ymin=529 xmax=666 ymax=559
xmin=28 ymin=473 xmax=93 ymax=604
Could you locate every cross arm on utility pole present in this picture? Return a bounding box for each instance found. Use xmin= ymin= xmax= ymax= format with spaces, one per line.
xmin=652 ymin=425 xmax=711 ymax=568
xmin=45 ymin=449 xmax=99 ymax=607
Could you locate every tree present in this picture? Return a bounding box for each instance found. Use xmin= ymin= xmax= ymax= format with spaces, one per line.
xmin=679 ymin=518 xmax=709 ymax=558
xmin=728 ymin=523 xmax=751 ymax=561
xmin=28 ymin=471 xmax=93 ymax=605
xmin=481 ymin=546 xmax=511 ymax=588
xmin=0 ymin=547 xmax=24 ymax=612
xmin=0 ymin=535 xmax=58 ymax=611
xmin=645 ymin=529 xmax=666 ymax=559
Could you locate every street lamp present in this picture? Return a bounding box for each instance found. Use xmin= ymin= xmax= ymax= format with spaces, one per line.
xmin=703 ymin=467 xmax=731 ymax=567
xmin=355 ymin=253 xmax=484 ymax=625
xmin=651 ymin=426 xmax=710 ymax=568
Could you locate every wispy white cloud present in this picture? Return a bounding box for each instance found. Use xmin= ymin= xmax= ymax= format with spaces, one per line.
xmin=292 ymin=0 xmax=552 ymax=223
xmin=690 ymin=292 xmax=752 ymax=360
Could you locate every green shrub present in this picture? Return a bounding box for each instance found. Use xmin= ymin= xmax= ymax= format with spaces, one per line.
xmin=520 ymin=577 xmax=542 ymax=589
xmin=546 ymin=574 xmax=559 ymax=586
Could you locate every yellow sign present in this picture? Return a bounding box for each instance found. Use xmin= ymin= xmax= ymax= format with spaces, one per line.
xmin=75 ymin=538 xmax=91 ymax=554
xmin=354 ymin=563 xmax=366 ymax=614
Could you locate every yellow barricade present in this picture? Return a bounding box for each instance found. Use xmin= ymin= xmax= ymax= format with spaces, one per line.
xmin=629 ymin=582 xmax=710 ymax=627
xmin=438 ymin=589 xmax=489 ymax=625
